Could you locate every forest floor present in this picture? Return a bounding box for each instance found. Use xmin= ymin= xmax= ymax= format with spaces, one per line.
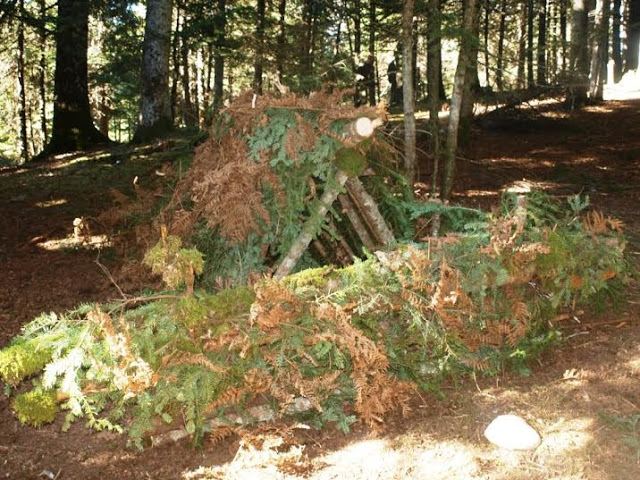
xmin=1 ymin=96 xmax=639 ymax=479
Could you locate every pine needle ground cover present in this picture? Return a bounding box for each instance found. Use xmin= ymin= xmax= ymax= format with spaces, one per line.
xmin=0 ymin=191 xmax=630 ymax=448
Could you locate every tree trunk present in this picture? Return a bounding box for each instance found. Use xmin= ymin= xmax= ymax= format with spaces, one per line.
xmin=354 ymin=0 xmax=362 ymax=55
xmin=569 ymin=0 xmax=589 ymax=106
xmin=517 ymin=3 xmax=527 ymax=88
xmin=254 ymin=0 xmax=266 ymax=94
xmin=459 ymin=3 xmax=481 ymax=147
xmin=181 ymin=9 xmax=196 ymax=128
xmin=483 ymin=0 xmax=491 ymax=88
xmin=589 ymin=0 xmax=609 ymax=101
xmin=627 ymin=0 xmax=640 ymax=71
xmin=368 ymin=0 xmax=377 ymax=106
xmin=42 ymin=0 xmax=109 ymax=156
xmin=213 ymin=0 xmax=226 ymax=114
xmin=38 ymin=0 xmax=47 ymax=145
xmin=346 ymin=177 xmax=395 ymax=246
xmin=170 ymin=6 xmax=180 ymax=124
xmin=402 ymin=0 xmax=416 ymax=191
xmin=537 ymin=0 xmax=547 ymax=85
xmin=527 ymin=0 xmax=535 ymax=87
xmin=277 ymin=0 xmax=286 ymax=81
xmin=17 ymin=0 xmax=28 ymax=161
xmin=612 ymin=0 xmax=622 ymax=82
xmin=427 ymin=0 xmax=442 ymax=194
xmin=134 ymin=0 xmax=173 ymax=142
xmin=560 ymin=0 xmax=568 ymax=74
xmin=496 ymin=0 xmax=507 ymax=90
xmin=442 ymin=0 xmax=479 ymax=201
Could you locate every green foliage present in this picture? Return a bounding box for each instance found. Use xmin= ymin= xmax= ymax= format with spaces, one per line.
xmin=143 ymin=233 xmax=204 ymax=290
xmin=12 ymin=389 xmax=59 ymax=427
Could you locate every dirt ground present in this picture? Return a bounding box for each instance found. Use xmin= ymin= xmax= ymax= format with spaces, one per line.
xmin=1 ymin=98 xmax=639 ymax=479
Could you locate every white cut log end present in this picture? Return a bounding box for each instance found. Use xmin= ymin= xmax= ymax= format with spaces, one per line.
xmin=354 ymin=117 xmax=375 ymax=138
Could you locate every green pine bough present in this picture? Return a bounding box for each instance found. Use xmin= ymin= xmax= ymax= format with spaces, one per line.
xmin=0 ymin=193 xmax=631 ymax=448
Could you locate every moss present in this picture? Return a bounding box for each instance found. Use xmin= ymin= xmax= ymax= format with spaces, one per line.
xmin=334 ymin=148 xmax=368 ymax=177
xmin=205 ymin=286 xmax=256 ymax=319
xmin=12 ymin=389 xmax=59 ymax=427
xmin=284 ymin=266 xmax=333 ymax=290
xmin=0 ymin=340 xmax=53 ymax=386
xmin=143 ymin=235 xmax=205 ymax=290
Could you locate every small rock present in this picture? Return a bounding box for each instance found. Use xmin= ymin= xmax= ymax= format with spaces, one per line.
xmin=484 ymin=414 xmax=541 ymax=451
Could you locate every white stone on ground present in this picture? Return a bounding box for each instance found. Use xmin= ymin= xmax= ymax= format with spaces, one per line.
xmin=484 ymin=414 xmax=541 ymax=451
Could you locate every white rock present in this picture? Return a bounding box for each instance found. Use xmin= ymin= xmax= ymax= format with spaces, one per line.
xmin=484 ymin=414 xmax=541 ymax=451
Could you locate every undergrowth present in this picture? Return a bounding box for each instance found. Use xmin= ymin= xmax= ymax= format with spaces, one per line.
xmin=0 ymin=191 xmax=630 ymax=449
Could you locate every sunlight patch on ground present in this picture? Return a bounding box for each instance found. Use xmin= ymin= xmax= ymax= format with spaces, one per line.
xmin=311 ymin=439 xmax=400 ymax=479
xmin=36 ymin=234 xmax=112 ymax=251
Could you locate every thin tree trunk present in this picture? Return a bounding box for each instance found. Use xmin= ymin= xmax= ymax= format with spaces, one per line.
xmin=483 ymin=0 xmax=491 ymax=88
xmin=496 ymin=0 xmax=507 ymax=90
xmin=38 ymin=0 xmax=47 ymax=145
xmin=459 ymin=4 xmax=481 ymax=147
xmin=402 ymin=0 xmax=416 ymax=192
xmin=589 ymin=0 xmax=609 ymax=101
xmin=346 ymin=177 xmax=394 ymax=246
xmin=442 ymin=0 xmax=479 ymax=201
xmin=17 ymin=0 xmax=28 ymax=161
xmin=368 ymin=0 xmax=376 ymax=105
xmin=569 ymin=0 xmax=589 ymax=106
xmin=517 ymin=3 xmax=527 ymax=88
xmin=277 ymin=0 xmax=286 ymax=81
xmin=338 ymin=194 xmax=375 ymax=251
xmin=527 ymin=0 xmax=535 ymax=87
xmin=170 ymin=6 xmax=180 ymax=124
xmin=427 ymin=0 xmax=442 ymax=195
xmin=537 ymin=0 xmax=547 ymax=85
xmin=213 ymin=0 xmax=226 ymax=114
xmin=612 ymin=0 xmax=622 ymax=82
xmin=181 ymin=10 xmax=196 ymax=128
xmin=354 ymin=0 xmax=362 ymax=55
xmin=560 ymin=0 xmax=568 ymax=74
xmin=254 ymin=0 xmax=266 ymax=94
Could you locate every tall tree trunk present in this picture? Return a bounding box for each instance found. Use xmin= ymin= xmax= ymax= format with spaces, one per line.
xmin=277 ymin=0 xmax=286 ymax=81
xmin=527 ymin=0 xmax=535 ymax=87
xmin=612 ymin=0 xmax=623 ymax=82
xmin=459 ymin=2 xmax=481 ymax=147
xmin=496 ymin=0 xmax=507 ymax=90
xmin=354 ymin=0 xmax=362 ymax=55
xmin=627 ymin=0 xmax=640 ymax=71
xmin=548 ymin=0 xmax=558 ymax=82
xmin=569 ymin=0 xmax=589 ymax=106
xmin=368 ymin=0 xmax=376 ymax=105
xmin=38 ymin=0 xmax=47 ymax=145
xmin=181 ymin=10 xmax=196 ymax=128
xmin=170 ymin=6 xmax=180 ymax=124
xmin=17 ymin=0 xmax=28 ymax=161
xmin=402 ymin=0 xmax=416 ymax=192
xmin=134 ymin=0 xmax=173 ymax=142
xmin=442 ymin=0 xmax=479 ymax=201
xmin=537 ymin=0 xmax=547 ymax=85
xmin=517 ymin=3 xmax=527 ymax=88
xmin=589 ymin=0 xmax=609 ymax=100
xmin=427 ymin=0 xmax=442 ymax=195
xmin=560 ymin=0 xmax=568 ymax=74
xmin=213 ymin=0 xmax=226 ymax=114
xmin=254 ymin=0 xmax=266 ymax=94
xmin=483 ymin=0 xmax=491 ymax=88
xmin=42 ymin=0 xmax=109 ymax=155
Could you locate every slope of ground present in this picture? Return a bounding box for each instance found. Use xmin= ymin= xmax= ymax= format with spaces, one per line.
xmin=0 ymin=100 xmax=638 ymax=480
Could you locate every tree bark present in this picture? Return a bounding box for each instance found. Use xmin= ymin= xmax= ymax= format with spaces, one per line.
xmin=560 ymin=0 xmax=567 ymax=74
xmin=402 ymin=0 xmax=416 ymax=191
xmin=253 ymin=0 xmax=266 ymax=94
xmin=354 ymin=0 xmax=362 ymax=55
xmin=277 ymin=0 xmax=286 ymax=81
xmin=459 ymin=3 xmax=481 ymax=147
xmin=427 ymin=0 xmax=442 ymax=195
xmin=346 ymin=177 xmax=395 ymax=246
xmin=213 ymin=0 xmax=226 ymax=114
xmin=527 ymin=0 xmax=535 ymax=87
xmin=483 ymin=0 xmax=491 ymax=88
xmin=41 ymin=0 xmax=109 ymax=156
xmin=589 ymin=0 xmax=609 ymax=101
xmin=517 ymin=3 xmax=527 ymax=88
xmin=170 ymin=6 xmax=180 ymax=124
xmin=612 ymin=0 xmax=622 ymax=82
xmin=442 ymin=0 xmax=479 ymax=201
xmin=134 ymin=0 xmax=173 ymax=142
xmin=627 ymin=0 xmax=640 ymax=71
xmin=17 ymin=0 xmax=28 ymax=161
xmin=537 ymin=0 xmax=547 ymax=85
xmin=368 ymin=0 xmax=377 ymax=106
xmin=496 ymin=0 xmax=507 ymax=90
xmin=38 ymin=0 xmax=47 ymax=145
xmin=569 ymin=0 xmax=589 ymax=106
xmin=181 ymin=8 xmax=196 ymax=128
